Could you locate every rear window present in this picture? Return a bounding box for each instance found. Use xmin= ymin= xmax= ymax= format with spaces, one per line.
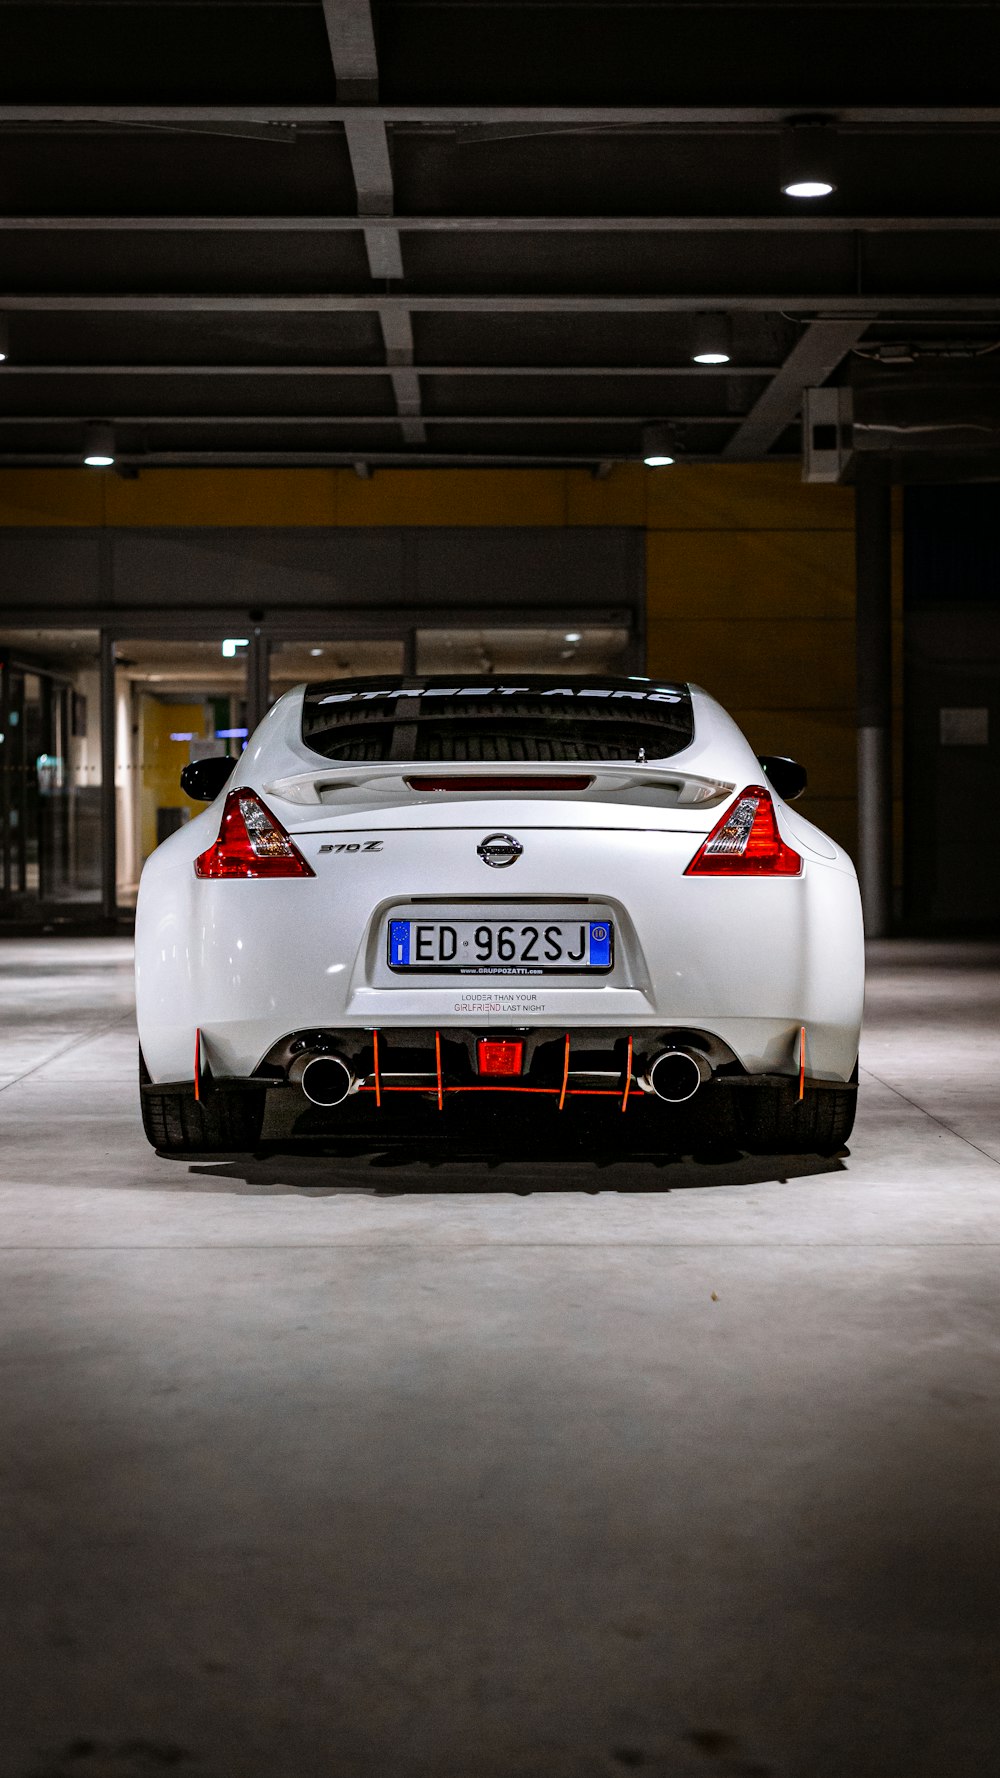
xmin=301 ymin=677 xmax=694 ymax=764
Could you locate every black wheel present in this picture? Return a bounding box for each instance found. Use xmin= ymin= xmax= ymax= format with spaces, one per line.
xmin=740 ymin=1074 xmax=857 ymax=1157
xmin=139 ymin=1051 xmax=266 ymax=1155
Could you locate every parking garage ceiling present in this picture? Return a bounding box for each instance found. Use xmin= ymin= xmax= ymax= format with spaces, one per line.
xmin=0 ymin=0 xmax=998 ymax=476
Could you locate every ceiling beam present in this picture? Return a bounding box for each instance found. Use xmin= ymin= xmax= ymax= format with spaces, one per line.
xmin=322 ymin=8 xmax=400 ymax=276
xmin=0 ymin=451 xmax=772 ymax=469
xmin=722 ymin=320 xmax=870 ymax=459
xmin=0 ymin=362 xmax=778 ymax=376
xmin=0 ymin=214 xmax=997 ymax=233
xmin=320 ymin=0 xmax=378 ymax=104
xmin=321 ymin=0 xmax=423 ymax=445
xmin=0 ymin=106 xmax=997 ymax=125
xmin=0 ymin=294 xmax=991 ymax=312
xmin=0 ymin=1 xmax=981 ymax=7
xmin=342 ymin=113 xmax=405 ymax=277
xmin=0 ymin=363 xmax=778 ymax=377
xmin=342 ymin=117 xmax=395 ymax=219
xmin=377 ymin=308 xmax=424 ymax=443
xmin=0 ymin=413 xmax=743 ymax=426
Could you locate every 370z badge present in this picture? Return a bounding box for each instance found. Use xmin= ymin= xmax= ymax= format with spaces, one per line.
xmin=477 ymin=833 xmax=523 ymax=868
xmin=318 ymin=840 xmax=384 ymax=854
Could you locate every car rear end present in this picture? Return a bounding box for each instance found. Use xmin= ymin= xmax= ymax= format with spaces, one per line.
xmin=135 ymin=676 xmax=863 ymax=1155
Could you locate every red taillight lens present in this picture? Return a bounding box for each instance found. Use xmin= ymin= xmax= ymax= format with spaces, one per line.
xmin=684 ymin=784 xmax=801 ymax=877
xmin=194 ymin=789 xmax=315 ymax=879
xmin=477 ymin=1040 xmax=524 ymax=1077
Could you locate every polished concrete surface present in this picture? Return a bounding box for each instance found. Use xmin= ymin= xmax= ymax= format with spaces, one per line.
xmin=1 ymin=938 xmax=998 ymax=1778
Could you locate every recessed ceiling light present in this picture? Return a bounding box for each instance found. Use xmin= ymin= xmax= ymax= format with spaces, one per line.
xmin=692 ymin=314 xmax=731 ymax=365
xmin=83 ymin=421 xmax=115 ymax=467
xmin=784 ymin=179 xmax=835 ymax=199
xmin=564 ymin=631 xmax=582 ymax=643
xmin=642 ymin=423 xmax=677 ymax=467
xmin=780 ymin=118 xmax=838 ymax=199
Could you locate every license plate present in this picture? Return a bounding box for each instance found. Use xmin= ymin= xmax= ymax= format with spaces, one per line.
xmin=388 ymin=918 xmax=613 ymax=974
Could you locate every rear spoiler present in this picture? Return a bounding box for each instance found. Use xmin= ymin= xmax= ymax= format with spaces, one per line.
xmin=264 ymin=761 xmax=736 ymax=809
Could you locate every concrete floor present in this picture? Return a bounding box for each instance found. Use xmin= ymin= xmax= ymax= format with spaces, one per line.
xmin=1 ymin=939 xmax=999 ymax=1778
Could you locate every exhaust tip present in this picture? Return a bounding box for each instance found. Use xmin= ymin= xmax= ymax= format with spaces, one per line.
xmin=647 ymin=1049 xmax=707 ymax=1104
xmin=299 ymin=1054 xmax=354 ymax=1107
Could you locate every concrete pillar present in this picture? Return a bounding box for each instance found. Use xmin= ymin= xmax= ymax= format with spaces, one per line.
xmin=855 ymin=479 xmax=893 ymax=937
xmin=247 ymin=630 xmax=270 ymax=737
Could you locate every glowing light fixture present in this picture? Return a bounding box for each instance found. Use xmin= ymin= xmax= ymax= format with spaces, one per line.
xmin=0 ymin=316 xmax=10 ymax=363
xmin=781 ymin=118 xmax=837 ymax=199
xmin=83 ymin=421 xmax=115 ymax=467
xmin=221 ymin=638 xmax=249 ymax=658
xmin=692 ymin=314 xmax=731 ymax=365
xmin=642 ymin=423 xmax=677 ymax=468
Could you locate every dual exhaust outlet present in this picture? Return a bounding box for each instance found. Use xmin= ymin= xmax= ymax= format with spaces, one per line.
xmin=286 ymin=1042 xmax=711 ymax=1106
xmin=640 ymin=1047 xmax=711 ymax=1103
xmin=288 ymin=1051 xmax=355 ymax=1107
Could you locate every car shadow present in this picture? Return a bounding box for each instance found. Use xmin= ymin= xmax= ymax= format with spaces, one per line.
xmin=180 ymin=1136 xmax=846 ymax=1197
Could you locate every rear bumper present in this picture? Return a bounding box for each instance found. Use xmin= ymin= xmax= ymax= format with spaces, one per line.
xmin=152 ymin=1011 xmax=858 ymax=1089
xmin=144 ymin=1022 xmax=858 ymax=1100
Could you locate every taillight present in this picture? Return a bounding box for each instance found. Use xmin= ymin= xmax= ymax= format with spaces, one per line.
xmin=194 ymin=790 xmax=315 ymax=879
xmin=684 ymin=784 xmax=801 ymax=877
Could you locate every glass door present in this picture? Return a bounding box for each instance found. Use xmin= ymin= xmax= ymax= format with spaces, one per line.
xmin=113 ymin=637 xmax=251 ymax=910
xmin=0 ymin=629 xmax=103 ymax=919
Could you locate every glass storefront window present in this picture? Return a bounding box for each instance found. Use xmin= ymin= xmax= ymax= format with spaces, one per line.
xmin=0 ymin=629 xmax=103 ymax=913
xmin=268 ymin=638 xmax=405 ymax=705
xmin=415 ymin=627 xmax=631 ymax=677
xmin=2 ymin=624 xmax=639 ymax=926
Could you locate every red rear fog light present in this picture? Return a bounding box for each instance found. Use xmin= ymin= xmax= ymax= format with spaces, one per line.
xmin=477 ymin=1040 xmax=524 ymax=1077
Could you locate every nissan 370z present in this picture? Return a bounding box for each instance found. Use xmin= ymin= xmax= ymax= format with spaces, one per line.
xmin=135 ymin=676 xmax=864 ymax=1157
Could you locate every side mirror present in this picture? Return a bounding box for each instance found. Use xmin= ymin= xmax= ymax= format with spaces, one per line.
xmin=758 ymin=754 xmax=808 ymax=802
xmin=180 ymin=755 xmax=237 ymax=802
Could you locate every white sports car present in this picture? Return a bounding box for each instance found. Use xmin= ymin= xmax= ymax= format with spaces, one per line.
xmin=135 ymin=676 xmax=863 ymax=1157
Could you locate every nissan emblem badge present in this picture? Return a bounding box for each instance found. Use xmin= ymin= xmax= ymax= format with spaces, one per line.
xmin=477 ymin=833 xmax=523 ymax=868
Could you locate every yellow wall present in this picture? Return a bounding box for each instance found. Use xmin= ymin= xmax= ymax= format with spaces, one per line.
xmin=0 ymin=461 xmax=901 ymax=864
xmin=643 ymin=466 xmax=903 ymax=863
xmin=138 ymin=699 xmax=204 ymax=863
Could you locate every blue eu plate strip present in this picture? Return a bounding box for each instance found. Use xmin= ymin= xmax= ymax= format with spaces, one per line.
xmin=588 ymin=922 xmax=611 ymax=968
xmin=390 ymin=920 xmax=410 ymax=967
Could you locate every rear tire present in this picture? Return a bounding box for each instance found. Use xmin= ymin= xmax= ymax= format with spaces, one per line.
xmin=139 ymin=1051 xmax=266 ymax=1155
xmin=740 ymin=1074 xmax=857 ymax=1157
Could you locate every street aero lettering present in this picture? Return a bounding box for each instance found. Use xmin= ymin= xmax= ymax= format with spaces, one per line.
xmin=318 ymin=683 xmax=683 ymax=706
